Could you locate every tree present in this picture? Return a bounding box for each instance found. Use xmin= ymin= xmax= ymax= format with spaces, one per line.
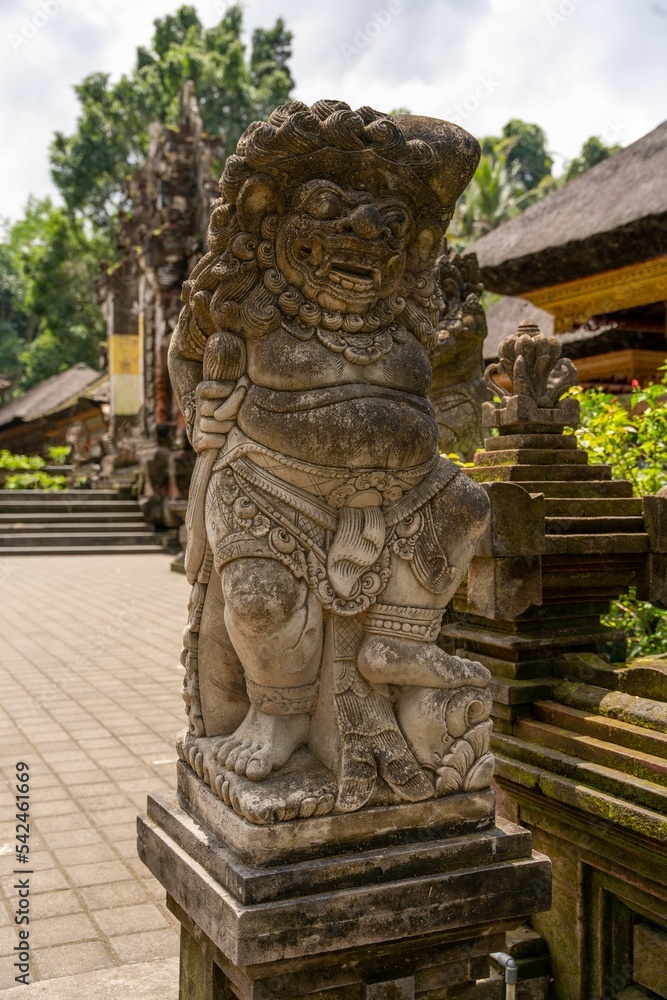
xmin=1 ymin=199 xmax=106 ymax=390
xmin=451 ymin=120 xmax=556 ymax=247
xmin=50 ymin=5 xmax=294 ymax=236
xmin=0 ymin=243 xmax=29 ymax=383
xmin=499 ymin=119 xmax=553 ymax=190
xmin=450 ymin=152 xmax=529 ymax=245
xmin=565 ymin=135 xmax=621 ymax=182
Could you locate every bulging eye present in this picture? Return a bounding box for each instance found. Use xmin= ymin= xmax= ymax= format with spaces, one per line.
xmin=303 ymin=191 xmax=344 ymax=220
xmin=382 ymin=208 xmax=409 ymax=239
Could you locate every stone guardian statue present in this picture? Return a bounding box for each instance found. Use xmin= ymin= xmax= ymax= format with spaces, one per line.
xmin=168 ymin=100 xmax=494 ymax=823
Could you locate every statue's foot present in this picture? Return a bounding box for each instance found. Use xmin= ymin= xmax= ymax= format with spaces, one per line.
xmin=214 ymin=707 xmax=310 ymax=781
xmin=358 ymin=634 xmax=491 ymax=690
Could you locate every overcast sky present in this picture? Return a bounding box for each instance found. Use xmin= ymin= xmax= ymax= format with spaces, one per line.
xmin=1 ymin=0 xmax=666 ymax=222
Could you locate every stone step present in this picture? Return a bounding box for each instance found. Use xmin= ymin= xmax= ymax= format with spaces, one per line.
xmin=0 ymin=489 xmax=121 ymax=501
xmin=554 ymin=681 xmax=667 ymax=732
xmin=545 ymin=516 xmax=645 ymax=534
xmin=0 ymin=544 xmax=165 ymax=555
xmin=493 ymin=733 xmax=667 ymax=814
xmin=0 ymin=499 xmax=140 ymax=513
xmin=471 ymin=464 xmax=613 ymax=482
xmin=534 ymin=701 xmax=667 ymax=759
xmin=0 ymin=531 xmax=159 ymax=548
xmin=485 ymin=433 xmax=578 ymax=451
xmin=473 ymin=448 xmax=589 ymax=466
xmin=515 ymin=718 xmax=667 ymax=787
xmin=544 ymin=533 xmax=649 ymax=555
xmin=525 ymin=481 xmax=634 ymax=498
xmin=4 ymin=521 xmax=154 ymax=534
xmin=0 ymin=511 xmax=146 ymax=524
xmin=544 ymin=497 xmax=643 ymax=516
xmin=494 ymin=752 xmax=667 ymax=843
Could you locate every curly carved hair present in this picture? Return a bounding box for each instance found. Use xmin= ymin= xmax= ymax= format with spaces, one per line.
xmin=175 ymin=101 xmax=455 ymax=366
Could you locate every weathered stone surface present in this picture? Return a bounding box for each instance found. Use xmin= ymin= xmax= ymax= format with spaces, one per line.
xmin=364 ymin=978 xmax=414 ymax=999
xmin=473 ymin=483 xmax=545 ymax=559
xmin=633 ymin=923 xmax=667 ymax=997
xmin=533 ymin=700 xmax=667 ymax=756
xmin=140 ymin=104 xmax=556 ymax=1000
xmin=468 ymin=556 xmax=543 ymax=620
xmin=642 ymin=492 xmax=667 ymax=552
xmin=430 ymin=246 xmax=487 ymax=459
xmin=170 ymin=761 xmax=495 ymax=867
xmin=146 ymin=789 xmax=527 ymax=904
xmin=138 ymin=792 xmax=550 ymax=968
xmin=163 ymin=100 xmax=497 ymax=825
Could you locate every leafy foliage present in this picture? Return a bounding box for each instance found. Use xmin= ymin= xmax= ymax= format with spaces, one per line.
xmin=50 ymin=5 xmax=294 ymax=234
xmin=452 ymin=123 xmax=623 ymax=247
xmin=0 ymin=449 xmax=45 ymax=470
xmin=605 ymin=587 xmax=667 ymax=660
xmin=47 ymin=445 xmax=71 ymax=465
xmin=572 ymin=371 xmax=667 ymax=496
xmin=565 ymin=135 xmax=621 ymax=183
xmin=499 ymin=119 xmax=553 ymax=190
xmin=3 ymin=471 xmax=66 ymax=491
xmin=0 ymin=449 xmax=66 ymax=489
xmin=569 ymin=373 xmax=667 ymax=657
xmin=450 ymin=152 xmax=529 ymax=245
xmin=0 ymin=199 xmax=106 ymax=390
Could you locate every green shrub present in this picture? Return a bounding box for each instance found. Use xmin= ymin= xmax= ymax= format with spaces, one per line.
xmin=572 ymin=368 xmax=667 ymax=496
xmin=573 ymin=372 xmax=667 ymax=659
xmin=46 ymin=445 xmax=71 ymax=465
xmin=0 ymin=449 xmax=45 ymax=470
xmin=4 ymin=471 xmax=66 ymax=491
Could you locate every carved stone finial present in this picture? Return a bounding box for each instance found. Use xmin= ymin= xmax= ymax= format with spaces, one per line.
xmin=483 ymin=318 xmax=579 ymax=432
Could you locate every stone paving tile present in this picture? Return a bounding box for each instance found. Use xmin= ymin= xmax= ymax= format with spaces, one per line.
xmin=109 ymin=927 xmax=180 ymax=965
xmin=32 ymin=941 xmax=113 ymax=982
xmin=0 ymin=555 xmax=189 ymax=990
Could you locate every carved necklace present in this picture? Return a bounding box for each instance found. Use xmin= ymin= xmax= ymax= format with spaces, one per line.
xmin=281 ymin=319 xmax=400 ymax=366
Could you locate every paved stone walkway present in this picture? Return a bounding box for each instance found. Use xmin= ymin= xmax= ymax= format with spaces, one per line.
xmin=0 ymin=554 xmax=190 ymax=991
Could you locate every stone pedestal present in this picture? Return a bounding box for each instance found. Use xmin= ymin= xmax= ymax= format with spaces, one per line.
xmin=138 ymin=768 xmax=550 ymax=999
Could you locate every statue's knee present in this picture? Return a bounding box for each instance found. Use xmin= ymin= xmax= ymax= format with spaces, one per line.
xmin=221 ymin=559 xmax=305 ymax=633
xmin=432 ymin=471 xmax=490 ymax=538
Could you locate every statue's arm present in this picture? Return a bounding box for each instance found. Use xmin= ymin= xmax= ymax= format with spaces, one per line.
xmin=168 ymin=308 xmax=248 ymax=452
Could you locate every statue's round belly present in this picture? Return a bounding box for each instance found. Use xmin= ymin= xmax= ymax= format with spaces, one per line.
xmin=237 ymin=384 xmax=438 ymax=469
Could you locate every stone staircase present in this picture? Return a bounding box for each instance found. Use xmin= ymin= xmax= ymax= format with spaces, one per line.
xmin=0 ymin=489 xmax=164 ymax=555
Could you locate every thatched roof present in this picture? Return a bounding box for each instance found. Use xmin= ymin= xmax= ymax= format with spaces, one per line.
xmin=0 ymin=364 xmax=99 ymax=430
xmin=470 ymin=120 xmax=667 ymax=295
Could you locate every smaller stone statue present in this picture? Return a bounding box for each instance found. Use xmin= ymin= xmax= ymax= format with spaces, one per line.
xmin=430 ymin=245 xmax=488 ymax=459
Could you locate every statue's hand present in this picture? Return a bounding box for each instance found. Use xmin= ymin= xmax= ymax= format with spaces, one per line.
xmin=193 ymin=378 xmax=248 ymax=454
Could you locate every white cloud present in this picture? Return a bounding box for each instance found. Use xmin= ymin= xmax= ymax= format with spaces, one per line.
xmin=0 ymin=0 xmax=665 ymax=221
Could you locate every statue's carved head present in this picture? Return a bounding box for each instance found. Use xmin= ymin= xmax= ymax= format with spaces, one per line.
xmin=176 ymin=101 xmax=480 ymax=362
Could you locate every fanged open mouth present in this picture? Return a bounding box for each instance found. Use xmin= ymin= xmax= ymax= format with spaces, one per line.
xmin=315 ymin=259 xmax=378 ymax=292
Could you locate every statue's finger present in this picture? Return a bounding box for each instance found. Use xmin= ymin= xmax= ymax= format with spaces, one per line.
xmin=194 ymin=433 xmax=228 ymax=454
xmin=199 ymin=417 xmax=232 ymax=433
xmin=198 ymin=399 xmax=222 ymax=417
xmin=197 ymin=380 xmax=235 ymax=400
xmin=213 ymin=384 xmax=248 ymax=421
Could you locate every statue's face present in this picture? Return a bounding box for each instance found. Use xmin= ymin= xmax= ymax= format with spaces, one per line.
xmin=275 ymin=179 xmax=415 ymax=314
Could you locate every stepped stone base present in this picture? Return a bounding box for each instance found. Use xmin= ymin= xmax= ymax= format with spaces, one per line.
xmin=138 ymin=769 xmax=551 ymax=999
